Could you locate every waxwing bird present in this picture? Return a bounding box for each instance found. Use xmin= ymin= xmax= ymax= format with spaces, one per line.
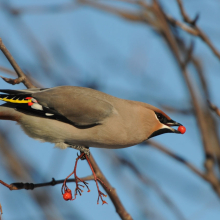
xmin=0 ymin=86 xmax=185 ymax=203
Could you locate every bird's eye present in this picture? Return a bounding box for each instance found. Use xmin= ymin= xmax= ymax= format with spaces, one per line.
xmin=155 ymin=112 xmax=168 ymax=124
xmin=157 ymin=113 xmax=162 ymax=119
xmin=156 ymin=113 xmax=163 ymax=120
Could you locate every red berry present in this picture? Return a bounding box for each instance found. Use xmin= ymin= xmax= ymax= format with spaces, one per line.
xmin=178 ymin=126 xmax=186 ymax=134
xmin=63 ymin=190 xmax=72 ymax=201
xmin=102 ymin=201 xmax=107 ymax=205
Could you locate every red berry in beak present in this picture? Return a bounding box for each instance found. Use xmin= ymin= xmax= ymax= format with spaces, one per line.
xmin=178 ymin=126 xmax=186 ymax=134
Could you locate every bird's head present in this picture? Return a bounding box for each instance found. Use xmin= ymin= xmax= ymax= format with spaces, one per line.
xmin=148 ymin=111 xmax=185 ymax=139
xmin=142 ymin=103 xmax=186 ymax=139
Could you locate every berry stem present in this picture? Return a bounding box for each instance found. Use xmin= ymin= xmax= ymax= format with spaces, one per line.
xmin=85 ymin=154 xmax=109 ymax=205
xmin=61 ymin=152 xmax=90 ymax=200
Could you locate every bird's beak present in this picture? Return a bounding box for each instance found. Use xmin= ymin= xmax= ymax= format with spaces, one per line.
xmin=166 ymin=119 xmax=182 ymax=127
xmin=165 ymin=119 xmax=182 ymax=133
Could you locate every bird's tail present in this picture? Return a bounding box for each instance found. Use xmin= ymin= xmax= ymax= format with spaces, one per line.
xmin=0 ymin=90 xmax=32 ymax=104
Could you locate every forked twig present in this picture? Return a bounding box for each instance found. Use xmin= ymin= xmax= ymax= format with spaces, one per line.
xmin=0 ymin=38 xmax=36 ymax=88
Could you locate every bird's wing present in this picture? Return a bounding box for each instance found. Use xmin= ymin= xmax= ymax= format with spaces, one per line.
xmin=0 ymin=86 xmax=114 ymax=128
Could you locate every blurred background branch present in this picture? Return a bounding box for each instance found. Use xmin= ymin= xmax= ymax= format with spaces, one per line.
xmin=0 ymin=0 xmax=220 ymax=220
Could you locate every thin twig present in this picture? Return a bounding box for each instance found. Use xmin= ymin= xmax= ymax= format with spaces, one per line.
xmin=84 ymin=0 xmax=220 ymax=61
xmin=89 ymin=154 xmax=133 ymax=220
xmin=173 ymin=34 xmax=220 ymax=168
xmin=0 ymin=203 xmax=2 ymax=220
xmin=176 ymin=0 xmax=220 ymax=60
xmin=0 ymin=66 xmax=42 ymax=88
xmin=116 ymin=155 xmax=186 ymax=220
xmin=166 ymin=15 xmax=198 ymax=35
xmin=80 ymin=0 xmax=143 ymax=22
xmin=176 ymin=0 xmax=198 ymax=25
xmin=0 ymin=176 xmax=94 ymax=191
xmin=0 ymin=131 xmax=66 ymax=219
xmin=151 ymin=0 xmax=220 ymax=196
xmin=147 ymin=140 xmax=206 ymax=179
xmin=147 ymin=140 xmax=220 ymax=195
xmin=0 ymin=154 xmax=133 ymax=220
xmin=0 ymin=66 xmax=17 ymax=75
xmin=208 ymin=100 xmax=220 ymax=117
xmin=191 ymin=57 xmax=210 ymax=99
xmin=0 ymin=38 xmax=36 ymax=88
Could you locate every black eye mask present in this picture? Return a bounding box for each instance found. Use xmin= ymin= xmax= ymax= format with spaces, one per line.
xmin=155 ymin=112 xmax=168 ymax=124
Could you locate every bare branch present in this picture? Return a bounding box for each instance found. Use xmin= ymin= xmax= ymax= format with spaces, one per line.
xmin=191 ymin=57 xmax=210 ymax=99
xmin=116 ymin=155 xmax=186 ymax=220
xmin=0 ymin=131 xmax=65 ymax=219
xmin=0 ymin=203 xmax=2 ymax=220
xmin=80 ymin=0 xmax=143 ymax=22
xmin=0 ymin=38 xmax=36 ymax=88
xmin=166 ymin=15 xmax=198 ymax=35
xmin=176 ymin=0 xmax=197 ymax=25
xmin=0 ymin=66 xmax=42 ymax=88
xmin=0 ymin=150 xmax=132 ymax=220
xmin=0 ymin=66 xmax=17 ymax=75
xmin=89 ymin=154 xmax=133 ymax=220
xmin=147 ymin=140 xmax=220 ymax=196
xmin=148 ymin=0 xmax=220 ymax=196
xmin=208 ymin=100 xmax=220 ymax=117
xmin=175 ymin=0 xmax=220 ymax=60
xmin=1 ymin=154 xmax=133 ymax=220
xmin=0 ymin=176 xmax=94 ymax=191
xmin=84 ymin=0 xmax=220 ymax=61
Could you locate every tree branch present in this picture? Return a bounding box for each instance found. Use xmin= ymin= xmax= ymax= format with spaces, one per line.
xmin=89 ymin=154 xmax=133 ymax=220
xmin=147 ymin=140 xmax=220 ymax=196
xmin=0 ymin=203 xmax=2 ymax=220
xmin=0 ymin=154 xmax=133 ymax=220
xmin=166 ymin=15 xmax=198 ymax=35
xmin=208 ymin=100 xmax=220 ymax=117
xmin=115 ymin=154 xmax=186 ymax=220
xmin=175 ymin=0 xmax=220 ymax=60
xmin=0 ymin=38 xmax=36 ymax=88
xmin=0 ymin=176 xmax=94 ymax=191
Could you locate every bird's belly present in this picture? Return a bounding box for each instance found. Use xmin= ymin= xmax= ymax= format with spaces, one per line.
xmin=19 ymin=114 xmax=145 ymax=149
xmin=71 ymin=117 xmax=145 ymax=149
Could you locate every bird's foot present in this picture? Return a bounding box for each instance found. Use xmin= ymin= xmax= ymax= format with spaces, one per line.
xmin=68 ymin=145 xmax=90 ymax=160
xmin=61 ymin=152 xmax=90 ymax=201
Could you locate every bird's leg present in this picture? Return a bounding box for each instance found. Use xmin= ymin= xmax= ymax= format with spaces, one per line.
xmin=61 ymin=152 xmax=90 ymax=200
xmin=68 ymin=145 xmax=90 ymax=160
xmin=85 ymin=154 xmax=108 ymax=205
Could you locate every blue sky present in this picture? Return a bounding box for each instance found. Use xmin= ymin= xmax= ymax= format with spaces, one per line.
xmin=0 ymin=0 xmax=220 ymax=220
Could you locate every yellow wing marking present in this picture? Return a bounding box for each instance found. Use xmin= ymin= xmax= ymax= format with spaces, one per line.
xmin=0 ymin=97 xmax=32 ymax=104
